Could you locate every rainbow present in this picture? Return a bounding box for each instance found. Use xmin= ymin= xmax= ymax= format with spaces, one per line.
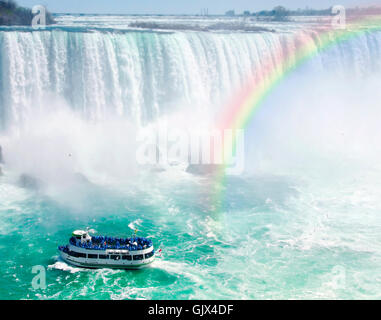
xmin=213 ymin=13 xmax=381 ymax=210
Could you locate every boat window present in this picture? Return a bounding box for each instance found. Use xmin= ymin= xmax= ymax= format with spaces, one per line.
xmin=68 ymin=250 xmax=86 ymax=258
xmin=145 ymin=251 xmax=154 ymax=259
xmin=111 ymin=255 xmax=120 ymax=260
xmin=122 ymin=255 xmax=132 ymax=260
xmin=133 ymin=254 xmax=144 ymax=261
xmin=99 ymin=254 xmax=108 ymax=259
xmin=68 ymin=250 xmax=76 ymax=257
xmin=88 ymin=254 xmax=98 ymax=259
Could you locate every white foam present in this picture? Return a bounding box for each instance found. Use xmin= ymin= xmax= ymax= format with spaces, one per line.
xmin=48 ymin=261 xmax=85 ymax=274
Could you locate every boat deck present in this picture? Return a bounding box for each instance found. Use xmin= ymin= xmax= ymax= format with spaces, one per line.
xmin=68 ymin=235 xmax=153 ymax=251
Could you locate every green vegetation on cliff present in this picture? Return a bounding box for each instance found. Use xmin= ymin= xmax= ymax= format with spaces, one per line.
xmin=0 ymin=0 xmax=55 ymax=26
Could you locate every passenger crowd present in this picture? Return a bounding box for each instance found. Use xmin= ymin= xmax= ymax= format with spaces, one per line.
xmin=67 ymin=235 xmax=153 ymax=251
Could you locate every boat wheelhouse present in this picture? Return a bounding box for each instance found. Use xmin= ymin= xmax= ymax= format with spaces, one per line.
xmin=58 ymin=230 xmax=155 ymax=269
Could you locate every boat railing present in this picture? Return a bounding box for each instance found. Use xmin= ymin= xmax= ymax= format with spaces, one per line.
xmin=68 ymin=236 xmax=153 ymax=251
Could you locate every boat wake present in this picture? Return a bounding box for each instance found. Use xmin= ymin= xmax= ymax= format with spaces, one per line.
xmin=48 ymin=259 xmax=86 ymax=274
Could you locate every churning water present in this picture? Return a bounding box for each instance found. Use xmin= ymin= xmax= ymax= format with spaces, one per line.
xmin=0 ymin=15 xmax=381 ymax=299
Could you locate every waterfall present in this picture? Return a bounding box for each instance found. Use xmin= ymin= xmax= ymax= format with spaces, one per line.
xmin=0 ymin=25 xmax=380 ymax=181
xmin=1 ymin=28 xmax=380 ymax=129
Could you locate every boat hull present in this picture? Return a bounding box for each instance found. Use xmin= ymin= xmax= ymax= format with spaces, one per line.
xmin=60 ymin=251 xmax=155 ymax=270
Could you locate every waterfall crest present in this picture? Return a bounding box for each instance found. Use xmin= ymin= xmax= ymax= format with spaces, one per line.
xmin=1 ymin=28 xmax=380 ymax=128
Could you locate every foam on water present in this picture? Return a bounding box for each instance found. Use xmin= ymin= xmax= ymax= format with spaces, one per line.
xmin=49 ymin=260 xmax=85 ymax=274
xmin=0 ymin=15 xmax=381 ymax=299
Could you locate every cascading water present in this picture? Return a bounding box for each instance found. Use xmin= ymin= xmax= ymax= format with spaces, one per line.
xmin=1 ymin=27 xmax=380 ymax=128
xmin=0 ymin=15 xmax=381 ymax=299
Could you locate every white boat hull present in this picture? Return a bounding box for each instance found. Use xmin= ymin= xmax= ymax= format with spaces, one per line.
xmin=59 ymin=242 xmax=155 ymax=270
xmin=60 ymin=251 xmax=155 ymax=269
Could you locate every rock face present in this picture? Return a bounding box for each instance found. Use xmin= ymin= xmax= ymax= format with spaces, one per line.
xmin=18 ymin=174 xmax=43 ymax=190
xmin=74 ymin=172 xmax=93 ymax=185
xmin=186 ymin=164 xmax=223 ymax=176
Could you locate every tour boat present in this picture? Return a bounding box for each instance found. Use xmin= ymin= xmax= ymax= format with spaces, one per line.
xmin=58 ymin=230 xmax=155 ymax=269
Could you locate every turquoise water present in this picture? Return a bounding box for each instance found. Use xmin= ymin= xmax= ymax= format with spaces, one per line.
xmin=1 ymin=167 xmax=381 ymax=299
xmin=1 ymin=15 xmax=381 ymax=300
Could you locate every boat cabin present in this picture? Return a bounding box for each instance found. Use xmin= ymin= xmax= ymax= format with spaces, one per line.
xmin=72 ymin=230 xmax=92 ymax=244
